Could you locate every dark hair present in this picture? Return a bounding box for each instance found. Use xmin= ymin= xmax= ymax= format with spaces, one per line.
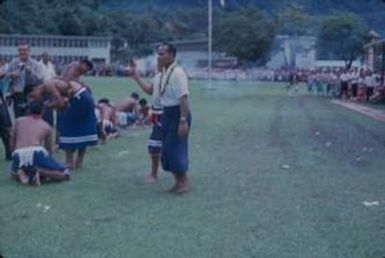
xmin=98 ymin=98 xmax=110 ymax=104
xmin=80 ymin=59 xmax=94 ymax=71
xmin=29 ymin=100 xmax=44 ymax=115
xmin=18 ymin=41 xmax=30 ymax=48
xmin=161 ymin=42 xmax=177 ymax=57
xmin=139 ymin=98 xmax=147 ymax=106
xmin=131 ymin=92 xmax=139 ymax=100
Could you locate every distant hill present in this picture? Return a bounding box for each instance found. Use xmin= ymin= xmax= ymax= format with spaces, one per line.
xmin=0 ymin=0 xmax=382 ymax=62
xmin=103 ymin=0 xmax=385 ymax=35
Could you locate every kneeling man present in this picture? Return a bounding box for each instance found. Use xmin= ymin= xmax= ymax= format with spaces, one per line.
xmin=10 ymin=101 xmax=70 ymax=185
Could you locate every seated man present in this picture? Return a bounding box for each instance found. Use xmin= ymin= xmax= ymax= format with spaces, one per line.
xmin=370 ymin=85 xmax=385 ymax=102
xmin=10 ymin=100 xmax=70 ymax=185
xmin=96 ymin=98 xmax=118 ymax=143
xmin=136 ymin=98 xmax=151 ymax=126
xmin=114 ymin=92 xmax=140 ymax=127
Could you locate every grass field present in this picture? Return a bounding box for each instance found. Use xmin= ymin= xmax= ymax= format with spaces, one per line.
xmin=1 ymin=78 xmax=385 ymax=258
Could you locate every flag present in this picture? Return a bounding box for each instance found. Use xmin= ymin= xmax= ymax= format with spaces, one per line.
xmin=219 ymin=0 xmax=225 ymax=8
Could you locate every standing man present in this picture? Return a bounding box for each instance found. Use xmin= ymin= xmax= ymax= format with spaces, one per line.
xmin=39 ymin=51 xmax=57 ymax=127
xmin=127 ymin=61 xmax=164 ymax=183
xmin=0 ymin=58 xmax=12 ymax=160
xmin=6 ymin=42 xmax=43 ymax=118
xmin=39 ymin=52 xmax=57 ymax=82
xmin=157 ymin=42 xmax=192 ymax=194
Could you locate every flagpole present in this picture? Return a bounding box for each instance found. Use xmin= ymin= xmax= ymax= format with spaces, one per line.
xmin=208 ymin=0 xmax=213 ymax=89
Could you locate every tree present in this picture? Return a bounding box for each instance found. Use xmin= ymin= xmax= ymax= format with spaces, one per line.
xmin=277 ymin=4 xmax=314 ymax=36
xmin=57 ymin=9 xmax=85 ymax=35
xmin=214 ymin=8 xmax=276 ymax=64
xmin=317 ymin=12 xmax=368 ymax=68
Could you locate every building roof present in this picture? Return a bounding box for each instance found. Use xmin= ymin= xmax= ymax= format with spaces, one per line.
xmin=364 ymin=39 xmax=385 ymax=49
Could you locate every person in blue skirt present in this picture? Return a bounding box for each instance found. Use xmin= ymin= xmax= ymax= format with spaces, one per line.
xmin=58 ymin=80 xmax=98 ymax=169
xmin=127 ymin=61 xmax=164 ymax=183
xmin=157 ymin=42 xmax=192 ymax=194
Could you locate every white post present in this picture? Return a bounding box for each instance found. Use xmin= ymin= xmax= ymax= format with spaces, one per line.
xmin=208 ymin=0 xmax=213 ymax=89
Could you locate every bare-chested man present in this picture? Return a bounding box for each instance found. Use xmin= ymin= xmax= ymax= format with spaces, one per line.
xmin=28 ymin=79 xmax=70 ymax=109
xmin=96 ymin=98 xmax=118 ymax=144
xmin=114 ymin=92 xmax=140 ymax=127
xmin=126 ymin=61 xmax=164 ymax=183
xmin=60 ymin=59 xmax=93 ymax=82
xmin=137 ymin=98 xmax=151 ymax=126
xmin=10 ymin=100 xmax=70 ymax=185
xmin=29 ymin=59 xmax=93 ymax=106
xmin=26 ymin=59 xmax=94 ymax=128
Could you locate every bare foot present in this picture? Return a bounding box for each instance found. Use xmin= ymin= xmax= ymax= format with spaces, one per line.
xmin=145 ymin=174 xmax=158 ymax=183
xmin=175 ymin=184 xmax=190 ymax=195
xmin=32 ymin=171 xmax=41 ymax=186
xmin=65 ymin=162 xmax=75 ymax=170
xmin=167 ymin=184 xmax=179 ymax=193
xmin=17 ymin=170 xmax=29 ymax=185
xmin=74 ymin=160 xmax=83 ymax=169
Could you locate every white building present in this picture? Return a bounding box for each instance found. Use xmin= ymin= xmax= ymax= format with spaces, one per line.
xmin=267 ymin=35 xmax=317 ymax=69
xmin=0 ymin=34 xmax=111 ymax=64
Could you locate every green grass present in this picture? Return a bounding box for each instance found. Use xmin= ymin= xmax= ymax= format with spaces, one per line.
xmin=1 ymin=78 xmax=385 ymax=258
xmin=362 ymin=101 xmax=385 ymax=111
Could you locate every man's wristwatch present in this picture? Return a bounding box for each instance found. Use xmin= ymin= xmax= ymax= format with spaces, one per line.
xmin=179 ymin=116 xmax=187 ymax=122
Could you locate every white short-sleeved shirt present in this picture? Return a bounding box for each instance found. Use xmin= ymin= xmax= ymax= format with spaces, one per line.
xmin=365 ymin=75 xmax=376 ymax=88
xmin=40 ymin=61 xmax=57 ymax=82
xmin=151 ymin=72 xmax=162 ymax=109
xmin=160 ymin=63 xmax=189 ymax=107
xmin=350 ymin=72 xmax=358 ymax=84
xmin=340 ymin=73 xmax=350 ymax=82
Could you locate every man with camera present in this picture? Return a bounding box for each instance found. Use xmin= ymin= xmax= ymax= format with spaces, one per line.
xmin=5 ymin=41 xmax=43 ymax=118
